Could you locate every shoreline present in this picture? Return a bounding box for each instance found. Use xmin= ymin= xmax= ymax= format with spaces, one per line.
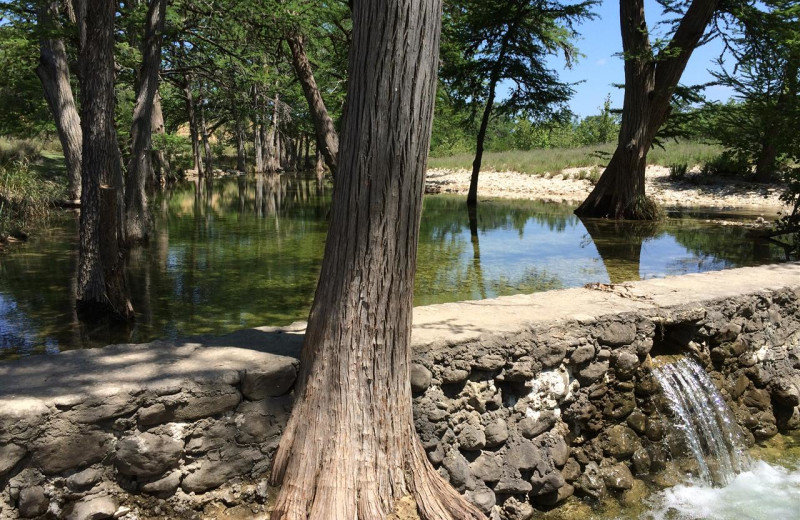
xmin=425 ymin=165 xmax=788 ymax=215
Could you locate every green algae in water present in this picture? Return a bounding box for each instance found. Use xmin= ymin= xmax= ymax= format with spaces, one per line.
xmin=0 ymin=173 xmax=789 ymax=358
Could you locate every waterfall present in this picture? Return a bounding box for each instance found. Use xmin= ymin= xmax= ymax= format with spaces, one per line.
xmin=653 ymin=358 xmax=751 ymax=486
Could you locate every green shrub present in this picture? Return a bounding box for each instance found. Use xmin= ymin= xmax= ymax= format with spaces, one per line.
xmin=700 ymin=151 xmax=752 ymax=177
xmin=669 ymin=162 xmax=689 ymax=180
xmin=0 ymin=138 xmax=63 ymax=240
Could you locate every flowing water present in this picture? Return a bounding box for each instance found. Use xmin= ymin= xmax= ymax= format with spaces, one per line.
xmin=653 ymin=358 xmax=751 ymax=486
xmin=0 ymin=174 xmax=790 ymax=359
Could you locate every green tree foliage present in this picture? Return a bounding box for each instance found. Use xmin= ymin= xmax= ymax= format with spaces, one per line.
xmin=708 ymin=0 xmax=799 ymax=181
xmin=440 ymin=0 xmax=596 ymax=204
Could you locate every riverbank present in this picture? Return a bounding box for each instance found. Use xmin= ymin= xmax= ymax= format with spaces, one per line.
xmin=425 ymin=165 xmax=787 ymax=213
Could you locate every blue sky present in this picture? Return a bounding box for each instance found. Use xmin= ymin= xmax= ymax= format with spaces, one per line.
xmin=542 ymin=0 xmax=735 ymax=118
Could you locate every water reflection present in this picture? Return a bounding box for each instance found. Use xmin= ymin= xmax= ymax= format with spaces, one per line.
xmin=0 ymin=173 xmax=789 ymax=358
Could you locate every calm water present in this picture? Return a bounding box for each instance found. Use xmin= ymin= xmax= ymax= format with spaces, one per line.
xmin=0 ymin=173 xmax=789 ymax=359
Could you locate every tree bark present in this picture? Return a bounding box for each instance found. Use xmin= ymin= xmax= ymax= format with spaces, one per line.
xmin=151 ymin=90 xmax=170 ymax=187
xmin=126 ymin=0 xmax=167 ymax=244
xmin=286 ymin=32 xmax=340 ymax=176
xmin=575 ymin=0 xmax=718 ymax=219
xmin=182 ymin=73 xmax=203 ymax=178
xmin=36 ymin=0 xmax=82 ymax=202
xmin=236 ymin=116 xmax=247 ymax=171
xmin=269 ymin=1 xmax=482 ymax=518
xmin=198 ymin=86 xmax=213 ymax=178
xmin=76 ymin=0 xmax=133 ymax=322
xmin=466 ymin=34 xmax=509 ymax=207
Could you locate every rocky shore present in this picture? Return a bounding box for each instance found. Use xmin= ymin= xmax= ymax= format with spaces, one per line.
xmin=425 ymin=166 xmax=788 ymax=213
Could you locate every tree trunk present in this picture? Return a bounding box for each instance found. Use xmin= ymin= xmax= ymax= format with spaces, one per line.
xmin=755 ymin=51 xmax=798 ymax=183
xmin=269 ymin=1 xmax=482 ymax=518
xmin=467 ymin=35 xmax=509 ymax=208
xmin=315 ymin=145 xmax=325 ymax=176
xmin=304 ymin=133 xmax=311 ymax=169
xmin=126 ymin=0 xmax=167 ymax=244
xmin=198 ymin=87 xmax=213 ymax=179
xmin=236 ymin=117 xmax=247 ymax=171
xmin=151 ymin=90 xmax=170 ymax=187
xmin=36 ymin=0 xmax=82 ymax=202
xmin=76 ymin=0 xmax=133 ymax=322
xmin=267 ymin=93 xmax=280 ymax=172
xmin=575 ymin=0 xmax=718 ymax=219
xmin=183 ymin=74 xmax=204 ymax=178
xmin=286 ymin=32 xmax=340 ymax=176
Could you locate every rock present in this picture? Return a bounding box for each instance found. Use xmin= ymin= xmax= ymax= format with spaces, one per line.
xmin=501 ymin=497 xmax=535 ymax=520
xmin=614 ymin=351 xmax=639 ymax=380
xmin=494 ymin=476 xmax=532 ymax=495
xmin=410 ymin=364 xmax=432 ymax=392
xmin=645 ymin=418 xmax=664 ymax=442
xmin=458 ymin=425 xmax=486 ymax=451
xmin=0 ymin=397 xmax=49 ymax=444
xmin=534 ymin=483 xmax=574 ymax=506
xmin=473 ymin=355 xmax=506 ymax=371
xmin=0 ymin=443 xmax=26 ymax=477
xmin=441 ymin=368 xmax=470 ymax=385
xmin=466 ymin=486 xmax=496 ymax=514
xmin=561 ymin=458 xmax=581 ymax=481
xmin=141 ymin=470 xmax=182 ymax=496
xmin=484 ymin=419 xmax=509 ymax=447
xmin=539 ymin=342 xmax=568 ymax=368
xmin=235 ymin=396 xmax=292 ymax=444
xmin=601 ymin=462 xmax=634 ymax=490
xmin=35 ymin=429 xmax=112 ymax=475
xmin=504 ymin=360 xmax=535 ymax=382
xmin=18 ymin=485 xmax=48 ymax=518
xmin=578 ymin=361 xmax=609 ymax=384
xmin=627 ymin=410 xmax=646 ymax=434
xmin=604 ymin=425 xmax=638 ymax=460
xmin=519 ymin=411 xmax=556 ymax=439
xmin=598 ymin=322 xmax=636 ymax=346
xmin=743 ymin=388 xmax=772 ymax=411
xmin=242 ymin=360 xmax=298 ymax=399
xmin=772 ymin=381 xmax=800 ymax=407
xmin=470 ymin=453 xmax=503 ymax=483
xmin=548 ymin=435 xmax=570 ymax=467
xmin=178 ymin=386 xmax=243 ymax=423
xmin=576 ymin=462 xmax=606 ymax=500
xmin=507 ymin=440 xmax=543 ymax=472
xmin=620 ymin=479 xmax=648 ymax=507
xmin=66 ymin=468 xmax=103 ymax=492
xmin=69 ymin=394 xmax=137 ymax=424
xmin=115 ymin=432 xmax=183 ymax=478
xmin=530 ymin=469 xmax=566 ymax=495
xmin=635 ymin=373 xmax=659 ymax=395
xmin=442 ymin=450 xmax=472 ymax=491
xmin=718 ymin=323 xmax=742 ymax=342
xmin=631 ymin=448 xmax=651 ymax=475
xmin=182 ymin=447 xmax=262 ymax=493
xmin=570 ymin=345 xmax=596 ymax=365
xmin=732 ymin=374 xmax=750 ymax=399
xmin=137 ymin=403 xmax=170 ymax=426
xmin=65 ymin=495 xmax=118 ymax=520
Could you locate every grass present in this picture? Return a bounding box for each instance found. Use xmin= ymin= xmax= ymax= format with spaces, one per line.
xmin=427 ymin=141 xmax=723 ymax=177
xmin=0 ymin=138 xmax=66 ymax=241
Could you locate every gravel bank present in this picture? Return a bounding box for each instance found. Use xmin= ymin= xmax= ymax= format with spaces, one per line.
xmin=426 ymin=165 xmax=788 ymax=213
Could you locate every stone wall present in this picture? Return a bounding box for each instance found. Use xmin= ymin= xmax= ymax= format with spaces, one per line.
xmin=1 ymin=264 xmax=798 ymax=520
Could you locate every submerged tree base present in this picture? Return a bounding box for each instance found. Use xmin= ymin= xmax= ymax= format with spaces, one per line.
xmin=575 ymin=193 xmax=663 ymax=221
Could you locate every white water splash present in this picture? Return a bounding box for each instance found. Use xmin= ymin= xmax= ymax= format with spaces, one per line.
xmin=646 ymin=460 xmax=800 ymax=520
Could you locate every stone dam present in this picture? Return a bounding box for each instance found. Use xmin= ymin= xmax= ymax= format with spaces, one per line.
xmin=1 ymin=263 xmax=799 ymax=519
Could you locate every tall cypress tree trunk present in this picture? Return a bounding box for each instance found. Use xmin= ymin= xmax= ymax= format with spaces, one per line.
xmin=76 ymin=0 xmax=133 ymax=321
xmin=151 ymin=90 xmax=169 ymax=187
xmin=467 ymin=36 xmax=509 ymax=208
xmin=236 ymin=117 xmax=247 ymax=171
xmin=286 ymin=32 xmax=340 ymax=176
xmin=269 ymin=1 xmax=482 ymax=518
xmin=126 ymin=0 xmax=167 ymax=244
xmin=183 ymin=74 xmax=204 ymax=179
xmin=575 ymin=0 xmax=718 ymax=219
xmin=36 ymin=0 xmax=82 ymax=202
xmin=198 ymin=86 xmax=213 ymax=179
